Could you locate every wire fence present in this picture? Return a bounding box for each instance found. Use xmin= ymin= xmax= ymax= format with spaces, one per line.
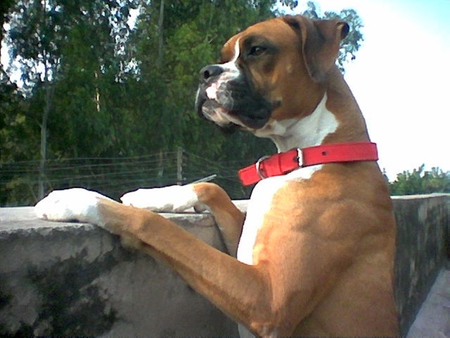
xmin=0 ymin=150 xmax=253 ymax=206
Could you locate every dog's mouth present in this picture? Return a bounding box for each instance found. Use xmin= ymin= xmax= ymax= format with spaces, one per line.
xmin=196 ymin=79 xmax=273 ymax=131
xmin=199 ymin=98 xmax=238 ymax=128
xmin=196 ymin=80 xmax=243 ymax=130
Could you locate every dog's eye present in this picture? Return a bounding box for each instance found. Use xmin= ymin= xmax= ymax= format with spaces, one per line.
xmin=249 ymin=46 xmax=267 ymax=57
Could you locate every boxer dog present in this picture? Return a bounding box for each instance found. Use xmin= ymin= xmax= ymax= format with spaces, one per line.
xmin=35 ymin=15 xmax=399 ymax=337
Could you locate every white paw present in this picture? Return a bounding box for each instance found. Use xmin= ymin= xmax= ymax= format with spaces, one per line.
xmin=121 ymin=185 xmax=203 ymax=213
xmin=35 ymin=188 xmax=107 ymax=224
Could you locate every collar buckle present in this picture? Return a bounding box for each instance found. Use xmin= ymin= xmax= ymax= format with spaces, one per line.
xmin=255 ymin=155 xmax=270 ymax=179
xmin=296 ymin=148 xmax=304 ymax=168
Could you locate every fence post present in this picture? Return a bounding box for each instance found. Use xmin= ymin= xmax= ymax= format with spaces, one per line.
xmin=177 ymin=147 xmax=184 ymax=185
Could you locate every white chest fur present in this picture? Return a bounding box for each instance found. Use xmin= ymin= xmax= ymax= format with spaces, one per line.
xmin=236 ymin=165 xmax=322 ymax=265
xmin=236 ymin=93 xmax=338 ymax=265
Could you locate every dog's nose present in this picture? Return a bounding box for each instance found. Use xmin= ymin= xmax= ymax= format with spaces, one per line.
xmin=200 ymin=65 xmax=223 ymax=81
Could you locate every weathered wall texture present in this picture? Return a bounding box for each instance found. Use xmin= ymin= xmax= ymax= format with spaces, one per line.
xmin=0 ymin=195 xmax=449 ymax=337
xmin=0 ymin=208 xmax=237 ymax=337
xmin=393 ymin=194 xmax=450 ymax=335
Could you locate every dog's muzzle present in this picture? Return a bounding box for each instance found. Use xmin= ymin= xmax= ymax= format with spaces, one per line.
xmin=195 ymin=64 xmax=273 ymax=130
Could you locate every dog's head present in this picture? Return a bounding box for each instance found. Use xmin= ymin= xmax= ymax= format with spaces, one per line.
xmin=195 ymin=15 xmax=349 ymax=133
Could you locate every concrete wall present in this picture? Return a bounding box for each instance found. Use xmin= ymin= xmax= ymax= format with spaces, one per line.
xmin=0 ymin=208 xmax=238 ymax=337
xmin=0 ymin=195 xmax=448 ymax=337
xmin=393 ymin=194 xmax=450 ymax=335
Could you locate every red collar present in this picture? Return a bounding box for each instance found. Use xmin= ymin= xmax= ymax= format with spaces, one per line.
xmin=238 ymin=142 xmax=378 ymax=186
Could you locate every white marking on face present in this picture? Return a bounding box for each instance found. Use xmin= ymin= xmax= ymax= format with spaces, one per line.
xmin=205 ymin=38 xmax=241 ymax=102
xmin=201 ymin=38 xmax=248 ymax=128
xmin=205 ymin=85 xmax=218 ymax=101
xmin=237 ymin=165 xmax=322 ymax=265
xmin=223 ymin=37 xmax=241 ymax=69
xmin=254 ymin=93 xmax=339 ymax=151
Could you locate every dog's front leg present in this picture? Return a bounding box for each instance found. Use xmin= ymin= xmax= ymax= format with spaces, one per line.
xmin=191 ymin=183 xmax=245 ymax=256
xmin=34 ymin=188 xmax=280 ymax=336
xmin=121 ymin=182 xmax=245 ymax=256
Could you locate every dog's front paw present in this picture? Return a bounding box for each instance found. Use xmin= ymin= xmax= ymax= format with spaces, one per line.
xmin=121 ymin=185 xmax=203 ymax=212
xmin=35 ymin=188 xmax=106 ymax=224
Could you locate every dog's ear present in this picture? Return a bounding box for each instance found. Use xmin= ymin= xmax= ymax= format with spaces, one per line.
xmin=284 ymin=15 xmax=349 ymax=82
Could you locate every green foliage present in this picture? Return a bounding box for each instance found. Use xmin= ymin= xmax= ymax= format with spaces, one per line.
xmin=389 ymin=164 xmax=450 ymax=196
xmin=0 ymin=74 xmax=27 ymax=161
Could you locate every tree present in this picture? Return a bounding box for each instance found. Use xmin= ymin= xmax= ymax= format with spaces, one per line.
xmin=389 ymin=164 xmax=450 ymax=195
xmin=0 ymin=0 xmax=15 ymax=55
xmin=7 ymin=0 xmax=61 ymax=198
xmin=5 ymin=0 xmax=140 ymax=196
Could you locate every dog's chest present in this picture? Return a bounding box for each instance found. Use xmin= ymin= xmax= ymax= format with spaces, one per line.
xmin=236 ymin=165 xmax=322 ymax=265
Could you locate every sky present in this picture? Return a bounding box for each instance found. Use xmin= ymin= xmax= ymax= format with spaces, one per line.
xmin=2 ymin=1 xmax=450 ymax=180
xmin=287 ymin=0 xmax=450 ymax=179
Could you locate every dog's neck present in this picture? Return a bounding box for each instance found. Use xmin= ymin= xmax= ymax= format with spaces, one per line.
xmin=255 ymin=69 xmax=371 ymax=153
xmin=255 ymin=93 xmax=339 ymax=152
